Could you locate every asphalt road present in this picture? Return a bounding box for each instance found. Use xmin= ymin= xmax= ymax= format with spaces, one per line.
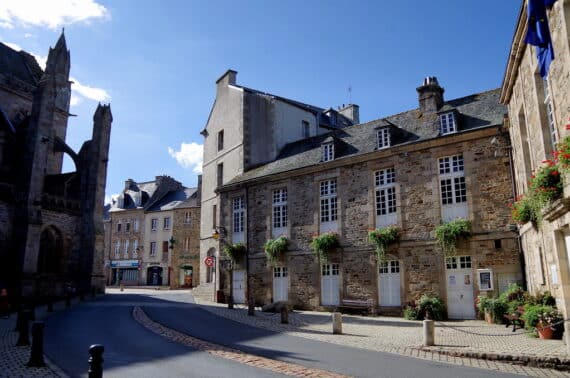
xmin=45 ymin=292 xmax=522 ymax=378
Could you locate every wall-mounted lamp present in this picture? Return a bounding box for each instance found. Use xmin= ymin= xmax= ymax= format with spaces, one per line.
xmin=212 ymin=226 xmax=227 ymax=240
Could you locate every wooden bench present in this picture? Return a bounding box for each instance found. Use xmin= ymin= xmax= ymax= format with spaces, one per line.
xmin=504 ymin=306 xmax=525 ymax=332
xmin=337 ymin=299 xmax=375 ymax=315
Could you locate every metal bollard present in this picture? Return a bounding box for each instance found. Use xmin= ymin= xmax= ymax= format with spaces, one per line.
xmin=247 ymin=297 xmax=255 ymax=316
xmin=332 ymin=312 xmax=342 ymax=334
xmin=280 ymin=307 xmax=289 ymax=324
xmin=88 ymin=344 xmax=104 ymax=378
xmin=16 ymin=310 xmax=31 ymax=346
xmin=27 ymin=321 xmax=46 ymax=367
xmin=423 ymin=319 xmax=434 ymax=346
xmin=227 ymin=295 xmax=234 ymax=310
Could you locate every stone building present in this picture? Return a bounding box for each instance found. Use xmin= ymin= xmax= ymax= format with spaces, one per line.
xmin=200 ymin=70 xmax=521 ymax=318
xmin=106 ymin=175 xmax=200 ymax=287
xmin=0 ymin=33 xmax=112 ymax=302
xmin=500 ymin=0 xmax=570 ymax=340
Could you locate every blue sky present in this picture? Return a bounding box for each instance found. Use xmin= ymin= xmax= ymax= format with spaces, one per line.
xmin=0 ymin=0 xmax=521 ymax=201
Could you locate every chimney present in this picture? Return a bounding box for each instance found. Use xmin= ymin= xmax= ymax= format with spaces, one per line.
xmin=338 ymin=104 xmax=360 ymax=124
xmin=124 ymin=178 xmax=135 ymax=191
xmin=216 ymin=69 xmax=237 ymax=89
xmin=416 ymin=77 xmax=444 ymax=113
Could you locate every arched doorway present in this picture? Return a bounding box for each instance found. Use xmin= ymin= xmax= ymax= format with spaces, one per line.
xmin=38 ymin=226 xmax=63 ymax=274
xmin=180 ymin=265 xmax=193 ymax=288
xmin=147 ymin=266 xmax=163 ymax=286
xmin=206 ymin=248 xmax=216 ymax=283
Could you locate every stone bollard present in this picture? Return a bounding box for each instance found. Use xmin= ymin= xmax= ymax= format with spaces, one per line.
xmin=423 ymin=319 xmax=434 ymax=346
xmin=27 ymin=322 xmax=46 ymax=367
xmin=332 ymin=312 xmax=342 ymax=334
xmin=247 ymin=298 xmax=255 ymax=316
xmin=228 ymin=295 xmax=234 ymax=310
xmin=16 ymin=310 xmax=31 ymax=346
xmin=280 ymin=307 xmax=289 ymax=324
xmin=120 ymin=284 xmax=124 ymax=292
xmin=88 ymin=344 xmax=104 ymax=378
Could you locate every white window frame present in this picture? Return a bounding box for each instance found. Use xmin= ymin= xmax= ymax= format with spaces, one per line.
xmin=322 ymin=143 xmax=334 ymax=162
xmin=132 ymin=239 xmax=138 ymax=258
xmin=134 ymin=219 xmax=139 ymax=232
xmin=377 ymin=127 xmax=391 ymax=149
xmin=439 ymin=154 xmax=468 ymax=221
xmin=375 ymin=168 xmax=397 ymax=227
xmin=379 ymin=260 xmax=400 ymax=274
xmin=439 ymin=113 xmax=456 ymax=135
xmin=446 ymin=255 xmax=472 ymax=270
xmin=320 ymin=179 xmax=338 ymax=233
xmin=151 ymin=218 xmax=158 ymax=231
xmin=543 ymin=78 xmax=558 ymax=149
xmin=116 ymin=222 xmax=122 ymax=233
xmin=125 ymin=221 xmax=130 ymax=233
xmin=184 ymin=211 xmax=192 ymax=224
xmin=150 ymin=241 xmax=157 ymax=257
xmin=232 ymin=196 xmax=245 ymax=243
xmin=272 ymin=188 xmax=288 ymax=237
xmin=163 ymin=217 xmax=171 ymax=230
xmin=114 ymin=241 xmax=120 ymax=258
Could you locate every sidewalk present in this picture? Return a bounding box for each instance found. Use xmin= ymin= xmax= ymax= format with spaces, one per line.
xmin=194 ymin=298 xmax=570 ymax=373
xmin=0 ymin=299 xmax=81 ymax=378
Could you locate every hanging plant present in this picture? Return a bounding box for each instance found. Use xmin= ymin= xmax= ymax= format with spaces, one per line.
xmin=264 ymin=236 xmax=288 ymax=264
xmin=310 ymin=232 xmax=339 ymax=261
xmin=168 ymin=236 xmax=176 ymax=250
xmin=368 ymin=226 xmax=400 ymax=262
xmin=435 ymin=218 xmax=471 ymax=256
xmin=223 ymin=243 xmax=247 ymax=262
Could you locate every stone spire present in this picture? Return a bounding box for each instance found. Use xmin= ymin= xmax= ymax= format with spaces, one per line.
xmin=45 ymin=30 xmax=70 ymax=79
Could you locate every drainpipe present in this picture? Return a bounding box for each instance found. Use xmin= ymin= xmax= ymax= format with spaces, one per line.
xmin=246 ymin=186 xmax=254 ymax=315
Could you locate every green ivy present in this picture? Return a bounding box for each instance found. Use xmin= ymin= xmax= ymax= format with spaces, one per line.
xmin=310 ymin=232 xmax=339 ymax=261
xmin=223 ymin=243 xmax=247 ymax=262
xmin=368 ymin=226 xmax=400 ymax=262
xmin=264 ymin=236 xmax=288 ymax=264
xmin=435 ymin=218 xmax=471 ymax=256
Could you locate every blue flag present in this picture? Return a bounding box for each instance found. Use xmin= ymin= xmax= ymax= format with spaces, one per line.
xmin=525 ymin=0 xmax=557 ymax=77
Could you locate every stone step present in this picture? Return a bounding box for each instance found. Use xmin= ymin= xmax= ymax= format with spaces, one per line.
xmin=191 ymin=283 xmax=216 ymax=302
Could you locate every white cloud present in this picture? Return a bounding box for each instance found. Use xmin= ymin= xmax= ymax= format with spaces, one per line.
xmin=70 ymin=77 xmax=110 ymax=102
xmin=70 ymin=94 xmax=82 ymax=106
xmin=24 ymin=33 xmax=33 ymax=38
xmin=104 ymin=193 xmax=119 ymax=205
xmin=168 ymin=143 xmax=203 ymax=174
xmin=0 ymin=0 xmax=108 ymax=30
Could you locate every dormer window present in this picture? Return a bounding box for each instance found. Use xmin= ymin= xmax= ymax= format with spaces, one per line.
xmin=322 ymin=143 xmax=334 ymax=162
xmin=439 ymin=113 xmax=456 ymax=135
xmin=377 ymin=127 xmax=391 ymax=149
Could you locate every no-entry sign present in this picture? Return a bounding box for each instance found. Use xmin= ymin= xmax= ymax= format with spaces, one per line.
xmin=204 ymin=256 xmax=215 ymax=267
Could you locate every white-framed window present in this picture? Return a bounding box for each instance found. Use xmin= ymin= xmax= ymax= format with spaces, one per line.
xmin=132 ymin=239 xmax=138 ymax=258
xmin=232 ymin=196 xmax=245 ymax=243
xmin=163 ymin=217 xmax=171 ymax=230
xmin=134 ymin=219 xmax=139 ymax=232
xmin=274 ymin=266 xmax=289 ymax=278
xmin=375 ymin=167 xmax=397 ymax=227
xmin=439 ymin=113 xmax=456 ymax=135
xmin=543 ymin=78 xmax=558 ymax=150
xmin=125 ymin=221 xmax=131 ymax=233
xmin=114 ymin=241 xmax=120 ymax=258
xmin=379 ymin=260 xmax=400 ymax=274
xmin=184 ymin=211 xmax=192 ymax=224
xmin=123 ymin=239 xmax=129 ymax=257
xmin=439 ymin=154 xmax=468 ymax=221
xmin=302 ymin=120 xmax=310 ymax=138
xmin=322 ymin=143 xmax=334 ymax=162
xmin=150 ymin=241 xmax=157 ymax=257
xmin=322 ymin=263 xmax=340 ymax=276
xmin=320 ymin=179 xmax=338 ymax=232
xmin=272 ymin=188 xmax=288 ymax=237
xmin=151 ymin=218 xmax=158 ymax=231
xmin=116 ymin=222 xmax=122 ymax=232
xmin=377 ymin=127 xmax=390 ymax=149
xmin=446 ymin=255 xmax=472 ymax=270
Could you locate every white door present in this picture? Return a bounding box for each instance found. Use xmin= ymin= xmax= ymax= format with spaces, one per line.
xmin=446 ymin=256 xmax=475 ymax=319
xmin=321 ymin=263 xmax=340 ymax=306
xmin=273 ymin=266 xmax=289 ymax=302
xmin=378 ymin=260 xmax=401 ymax=306
xmin=232 ymin=269 xmax=246 ymax=304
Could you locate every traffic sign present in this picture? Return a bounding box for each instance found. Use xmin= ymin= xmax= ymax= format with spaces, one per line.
xmin=204 ymin=256 xmax=215 ymax=267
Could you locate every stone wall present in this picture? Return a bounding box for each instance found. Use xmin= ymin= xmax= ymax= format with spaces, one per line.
xmin=171 ymin=207 xmax=201 ymax=288
xmin=218 ymin=127 xmax=521 ymax=312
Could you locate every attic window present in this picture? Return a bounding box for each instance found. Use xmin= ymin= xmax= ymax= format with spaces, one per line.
xmin=439 ymin=113 xmax=456 ymax=135
xmin=322 ymin=143 xmax=334 ymax=162
xmin=377 ymin=127 xmax=390 ymax=149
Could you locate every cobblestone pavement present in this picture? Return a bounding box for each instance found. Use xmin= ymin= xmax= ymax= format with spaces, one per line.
xmin=193 ymin=298 xmax=570 ymax=378
xmin=0 ymin=310 xmax=66 ymax=378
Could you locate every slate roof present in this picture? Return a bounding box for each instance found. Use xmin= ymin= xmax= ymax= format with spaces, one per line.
xmin=146 ymin=187 xmax=198 ymax=212
xmin=236 ymin=85 xmax=325 ymax=115
xmin=224 ymin=88 xmax=505 ymax=187
xmin=174 ymin=188 xmax=200 ymax=209
xmin=0 ymin=42 xmax=43 ymax=87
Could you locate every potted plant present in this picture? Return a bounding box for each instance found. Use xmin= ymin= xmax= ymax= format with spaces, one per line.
xmin=521 ymin=304 xmax=563 ymax=339
xmin=223 ymin=243 xmax=247 ymax=263
xmin=477 ymin=296 xmax=493 ymax=323
xmin=368 ymin=226 xmax=400 ymax=262
xmin=264 ymin=236 xmax=288 ymax=264
xmin=310 ymin=232 xmax=339 ymax=261
xmin=435 ymin=218 xmax=471 ymax=256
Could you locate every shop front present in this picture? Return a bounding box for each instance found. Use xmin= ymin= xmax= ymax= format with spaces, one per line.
xmin=110 ymin=260 xmax=140 ymax=286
